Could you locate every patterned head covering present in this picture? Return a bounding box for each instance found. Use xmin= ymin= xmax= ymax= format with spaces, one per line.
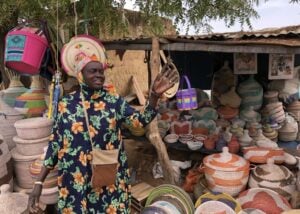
xmin=61 ymin=35 xmax=108 ymax=82
xmin=74 ymin=52 xmax=102 ymax=73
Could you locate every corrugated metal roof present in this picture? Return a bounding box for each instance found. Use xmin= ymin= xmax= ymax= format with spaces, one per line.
xmin=102 ymin=25 xmax=300 ymax=53
xmin=172 ymin=25 xmax=300 ymax=40
xmin=103 ymin=25 xmax=300 ymax=45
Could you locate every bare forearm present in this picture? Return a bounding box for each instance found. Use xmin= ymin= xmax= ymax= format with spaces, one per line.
xmin=36 ymin=166 xmax=51 ymax=182
xmin=148 ymin=91 xmax=160 ymax=109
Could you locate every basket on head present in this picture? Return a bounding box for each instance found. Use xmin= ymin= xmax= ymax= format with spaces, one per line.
xmin=5 ymin=26 xmax=49 ymax=75
xmin=60 ymin=35 xmax=107 ymax=77
xmin=176 ymin=75 xmax=197 ymax=111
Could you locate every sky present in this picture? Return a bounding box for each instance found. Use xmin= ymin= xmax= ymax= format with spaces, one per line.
xmin=124 ymin=0 xmax=300 ymax=35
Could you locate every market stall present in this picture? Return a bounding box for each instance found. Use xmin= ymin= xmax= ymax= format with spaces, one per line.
xmin=0 ymin=24 xmax=300 ymax=213
xmin=103 ymin=25 xmax=300 ymax=213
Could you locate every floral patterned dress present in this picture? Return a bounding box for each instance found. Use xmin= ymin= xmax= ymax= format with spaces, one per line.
xmin=44 ymin=84 xmax=157 ymax=214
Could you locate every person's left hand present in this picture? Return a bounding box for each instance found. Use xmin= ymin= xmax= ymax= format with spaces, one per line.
xmin=151 ymin=63 xmax=179 ymax=96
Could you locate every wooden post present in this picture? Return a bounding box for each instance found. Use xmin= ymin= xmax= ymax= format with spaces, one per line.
xmin=147 ymin=37 xmax=176 ymax=184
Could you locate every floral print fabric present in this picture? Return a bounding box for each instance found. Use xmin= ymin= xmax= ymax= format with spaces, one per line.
xmin=44 ymin=84 xmax=157 ymax=214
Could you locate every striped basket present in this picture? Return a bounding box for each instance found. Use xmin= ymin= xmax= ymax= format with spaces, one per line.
xmin=5 ymin=26 xmax=48 ymax=75
xmin=176 ymin=75 xmax=197 ymax=111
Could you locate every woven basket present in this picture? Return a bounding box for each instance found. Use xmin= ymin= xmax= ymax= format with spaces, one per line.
xmin=176 ymin=75 xmax=197 ymax=111
xmin=14 ymin=135 xmax=50 ymax=156
xmin=14 ymin=117 xmax=53 ymax=140
xmin=242 ymin=146 xmax=285 ymax=164
xmin=0 ymin=91 xmax=24 ymax=150
xmin=5 ymin=26 xmax=48 ymax=75
xmin=0 ymin=141 xmax=13 ymax=188
xmin=249 ymin=161 xmax=296 ymax=201
xmin=40 ymin=186 xmax=58 ymax=205
xmin=11 ymin=148 xmax=40 ymax=189
xmin=195 ymin=200 xmax=236 ymax=214
xmin=202 ymin=147 xmax=250 ymax=196
xmin=237 ymin=188 xmax=291 ymax=213
xmin=195 ymin=192 xmax=242 ymax=213
xmin=145 ymin=184 xmax=194 ymax=214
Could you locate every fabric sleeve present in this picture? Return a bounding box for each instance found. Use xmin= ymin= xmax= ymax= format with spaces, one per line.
xmin=117 ymin=97 xmax=158 ymax=128
xmin=43 ymin=103 xmax=65 ymax=169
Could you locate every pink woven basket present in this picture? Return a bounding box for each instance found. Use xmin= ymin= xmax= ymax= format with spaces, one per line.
xmin=176 ymin=75 xmax=197 ymax=111
xmin=5 ymin=27 xmax=48 ymax=75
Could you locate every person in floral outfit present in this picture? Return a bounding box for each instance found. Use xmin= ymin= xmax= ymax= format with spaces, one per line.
xmin=28 ymin=39 xmax=178 ymax=214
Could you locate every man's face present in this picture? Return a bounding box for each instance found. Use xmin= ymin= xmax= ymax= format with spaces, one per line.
xmin=82 ymin=61 xmax=105 ymax=90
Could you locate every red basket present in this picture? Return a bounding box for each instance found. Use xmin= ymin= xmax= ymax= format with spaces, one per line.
xmin=176 ymin=75 xmax=198 ymax=110
xmin=5 ymin=27 xmax=48 ymax=75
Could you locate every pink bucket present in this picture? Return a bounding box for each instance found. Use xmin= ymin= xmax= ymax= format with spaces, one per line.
xmin=5 ymin=27 xmax=48 ymax=75
xmin=176 ymin=75 xmax=198 ymax=110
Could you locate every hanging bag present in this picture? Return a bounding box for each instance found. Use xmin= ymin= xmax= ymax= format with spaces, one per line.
xmin=81 ymin=92 xmax=119 ymax=188
xmin=176 ymin=75 xmax=198 ymax=110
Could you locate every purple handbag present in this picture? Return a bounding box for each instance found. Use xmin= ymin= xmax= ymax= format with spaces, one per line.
xmin=176 ymin=75 xmax=198 ymax=110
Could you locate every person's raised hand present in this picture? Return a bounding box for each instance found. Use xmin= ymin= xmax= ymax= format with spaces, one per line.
xmin=151 ymin=63 xmax=179 ymax=96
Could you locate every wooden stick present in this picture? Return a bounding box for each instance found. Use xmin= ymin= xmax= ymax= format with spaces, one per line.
xmin=131 ymin=76 xmax=146 ymax=105
xmin=147 ymin=37 xmax=176 ymax=184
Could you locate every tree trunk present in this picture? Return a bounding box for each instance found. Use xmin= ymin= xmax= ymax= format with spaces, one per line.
xmin=147 ymin=37 xmax=176 ymax=184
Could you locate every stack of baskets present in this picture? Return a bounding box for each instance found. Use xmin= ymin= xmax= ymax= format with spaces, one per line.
xmin=0 ymin=91 xmax=24 ymax=150
xmin=30 ymin=147 xmax=58 ymax=205
xmin=278 ymin=114 xmax=298 ymax=141
xmin=0 ymin=135 xmax=13 ymax=191
xmin=11 ymin=117 xmax=54 ymax=198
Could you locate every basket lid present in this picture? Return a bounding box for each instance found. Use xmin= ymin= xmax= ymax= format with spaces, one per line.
xmin=252 ymin=158 xmax=293 ymax=181
xmin=203 ymin=147 xmax=249 ymax=171
xmin=61 ymin=34 xmax=107 ymax=77
xmin=14 ymin=117 xmax=53 ymax=129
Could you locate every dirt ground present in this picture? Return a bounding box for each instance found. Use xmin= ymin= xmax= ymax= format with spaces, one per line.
xmin=124 ymin=136 xmax=203 ymax=186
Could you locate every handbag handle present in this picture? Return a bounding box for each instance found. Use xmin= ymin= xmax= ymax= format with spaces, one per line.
xmin=179 ymin=75 xmax=192 ymax=89
xmin=81 ymin=92 xmax=94 ymax=148
xmin=80 ymin=91 xmax=122 ymax=150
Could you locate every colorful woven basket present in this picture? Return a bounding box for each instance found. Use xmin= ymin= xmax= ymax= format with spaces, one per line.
xmin=237 ymin=187 xmax=291 ymax=214
xmin=5 ymin=27 xmax=48 ymax=75
xmin=145 ymin=184 xmax=194 ymax=214
xmin=61 ymin=34 xmax=107 ymax=77
xmin=176 ymin=75 xmax=197 ymax=111
xmin=195 ymin=192 xmax=242 ymax=213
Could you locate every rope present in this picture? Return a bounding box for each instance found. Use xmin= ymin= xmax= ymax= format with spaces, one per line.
xmin=74 ymin=1 xmax=78 ymax=36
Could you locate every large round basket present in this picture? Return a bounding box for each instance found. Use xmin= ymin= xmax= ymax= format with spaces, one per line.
xmin=195 ymin=191 xmax=242 ymax=213
xmin=61 ymin=34 xmax=107 ymax=77
xmin=14 ymin=135 xmax=50 ymax=156
xmin=237 ymin=187 xmax=291 ymax=214
xmin=145 ymin=184 xmax=194 ymax=214
xmin=14 ymin=117 xmax=53 ymax=140
xmin=11 ymin=148 xmax=40 ymax=189
xmin=248 ymin=159 xmax=296 ymax=200
xmin=202 ymin=147 xmax=250 ymax=196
